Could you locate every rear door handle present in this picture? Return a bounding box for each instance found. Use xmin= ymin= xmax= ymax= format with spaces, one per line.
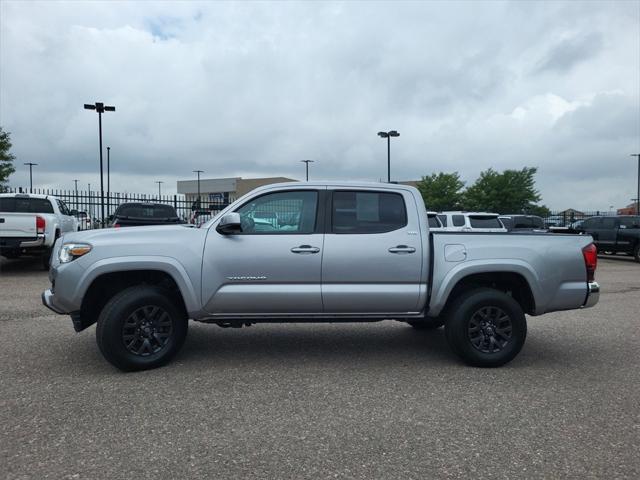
xmin=291 ymin=245 xmax=320 ymax=254
xmin=388 ymin=245 xmax=416 ymax=254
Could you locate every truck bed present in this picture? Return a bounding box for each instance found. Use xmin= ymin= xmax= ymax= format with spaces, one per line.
xmin=429 ymin=231 xmax=594 ymax=316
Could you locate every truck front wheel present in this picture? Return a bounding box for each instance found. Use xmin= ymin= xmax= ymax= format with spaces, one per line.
xmin=445 ymin=288 xmax=527 ymax=368
xmin=96 ymin=286 xmax=188 ymax=371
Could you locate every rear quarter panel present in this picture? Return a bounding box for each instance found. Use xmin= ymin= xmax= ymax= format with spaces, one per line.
xmin=430 ymin=232 xmax=594 ymax=316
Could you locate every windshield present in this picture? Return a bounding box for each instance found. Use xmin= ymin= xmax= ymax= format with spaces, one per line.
xmin=0 ymin=197 xmax=54 ymax=214
xmin=115 ymin=204 xmax=178 ymax=218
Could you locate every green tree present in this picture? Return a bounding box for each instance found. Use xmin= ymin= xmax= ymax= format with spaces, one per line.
xmin=526 ymin=204 xmax=551 ymax=218
xmin=0 ymin=127 xmax=16 ymax=190
xmin=416 ymin=172 xmax=465 ymax=211
xmin=462 ymin=167 xmax=542 ymax=214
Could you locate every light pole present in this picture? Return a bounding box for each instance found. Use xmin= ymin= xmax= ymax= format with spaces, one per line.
xmin=155 ymin=180 xmax=164 ymax=198
xmin=301 ymin=160 xmax=314 ymax=181
xmin=73 ymin=179 xmax=79 ymax=210
xmin=193 ymin=170 xmax=204 ymax=209
xmin=84 ymin=102 xmax=116 ymax=227
xmin=377 ymin=130 xmax=400 ymax=183
xmin=632 ymin=154 xmax=640 ymax=215
xmin=106 ymin=146 xmax=111 ymax=216
xmin=24 ymin=163 xmax=37 ymax=193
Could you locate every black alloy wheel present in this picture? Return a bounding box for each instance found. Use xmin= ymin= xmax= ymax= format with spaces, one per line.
xmin=467 ymin=306 xmax=513 ymax=353
xmin=122 ymin=305 xmax=173 ymax=356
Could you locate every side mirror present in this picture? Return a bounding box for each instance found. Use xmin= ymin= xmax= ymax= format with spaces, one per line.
xmin=216 ymin=213 xmax=242 ymax=235
xmin=70 ymin=209 xmax=78 ymax=215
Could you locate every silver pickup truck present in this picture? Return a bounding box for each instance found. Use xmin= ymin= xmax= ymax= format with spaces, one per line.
xmin=42 ymin=182 xmax=599 ymax=371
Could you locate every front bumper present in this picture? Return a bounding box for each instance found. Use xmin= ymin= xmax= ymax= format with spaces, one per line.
xmin=582 ymin=281 xmax=600 ymax=308
xmin=41 ymin=289 xmax=67 ymax=314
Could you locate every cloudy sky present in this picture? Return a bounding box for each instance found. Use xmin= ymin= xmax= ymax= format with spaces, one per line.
xmin=1 ymin=0 xmax=639 ymax=210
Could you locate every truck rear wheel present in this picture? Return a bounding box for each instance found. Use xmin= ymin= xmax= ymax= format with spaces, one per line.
xmin=444 ymin=288 xmax=527 ymax=367
xmin=96 ymin=286 xmax=188 ymax=371
xmin=634 ymin=244 xmax=640 ymax=263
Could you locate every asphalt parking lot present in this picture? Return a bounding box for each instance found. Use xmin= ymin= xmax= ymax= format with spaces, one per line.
xmin=1 ymin=256 xmax=639 ymax=479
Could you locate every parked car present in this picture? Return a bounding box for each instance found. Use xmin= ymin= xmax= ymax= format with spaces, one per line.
xmin=42 ymin=182 xmax=599 ymax=371
xmin=437 ymin=211 xmax=507 ymax=232
xmin=574 ymin=216 xmax=640 ymax=262
xmin=499 ymin=215 xmax=546 ymax=232
xmin=109 ymin=202 xmax=183 ymax=228
xmin=427 ymin=211 xmax=444 ymax=231
xmin=0 ymin=193 xmax=79 ymax=268
xmin=72 ymin=210 xmax=92 ymax=230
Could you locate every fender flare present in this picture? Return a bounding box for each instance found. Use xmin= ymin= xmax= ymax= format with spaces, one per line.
xmin=429 ymin=259 xmax=542 ymax=317
xmin=72 ymin=256 xmax=200 ymax=314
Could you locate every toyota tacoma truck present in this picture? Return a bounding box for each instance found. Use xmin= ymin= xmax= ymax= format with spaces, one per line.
xmin=42 ymin=182 xmax=600 ymax=371
xmin=1 ymin=193 xmax=79 ymax=268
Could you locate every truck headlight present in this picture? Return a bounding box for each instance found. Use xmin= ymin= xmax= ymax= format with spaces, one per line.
xmin=59 ymin=243 xmax=92 ymax=263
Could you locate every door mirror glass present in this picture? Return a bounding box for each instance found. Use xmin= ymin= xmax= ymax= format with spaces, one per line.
xmin=216 ymin=213 xmax=242 ymax=235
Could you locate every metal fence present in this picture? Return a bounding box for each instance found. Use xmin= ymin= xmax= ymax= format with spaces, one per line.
xmin=1 ymin=185 xmax=625 ymax=229
xmin=3 ymin=186 xmax=228 ymax=226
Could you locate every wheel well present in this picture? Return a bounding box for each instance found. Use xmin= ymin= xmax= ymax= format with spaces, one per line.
xmin=79 ymin=270 xmax=187 ymax=329
xmin=444 ymin=272 xmax=535 ymax=315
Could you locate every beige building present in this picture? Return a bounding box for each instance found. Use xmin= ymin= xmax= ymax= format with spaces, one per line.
xmin=176 ymin=176 xmax=297 ymax=205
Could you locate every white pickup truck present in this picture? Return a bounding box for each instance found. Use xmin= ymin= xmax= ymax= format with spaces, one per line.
xmin=0 ymin=193 xmax=78 ymax=268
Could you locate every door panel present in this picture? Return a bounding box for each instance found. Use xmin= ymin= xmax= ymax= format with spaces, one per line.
xmin=322 ymin=189 xmax=423 ymax=314
xmin=202 ymin=189 xmax=324 ymax=315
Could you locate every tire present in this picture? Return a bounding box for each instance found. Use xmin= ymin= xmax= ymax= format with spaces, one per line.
xmin=96 ymin=285 xmax=188 ymax=371
xmin=408 ymin=317 xmax=445 ymax=330
xmin=634 ymin=244 xmax=640 ymax=263
xmin=444 ymin=288 xmax=527 ymax=368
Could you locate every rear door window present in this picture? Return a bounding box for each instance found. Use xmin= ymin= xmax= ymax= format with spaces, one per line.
xmin=620 ymin=217 xmax=640 ymax=228
xmin=332 ymin=191 xmax=407 ymax=234
xmin=469 ymin=216 xmax=502 ymax=228
xmin=451 ymin=215 xmax=465 ymax=227
xmin=600 ymin=218 xmax=617 ymax=229
xmin=530 ymin=217 xmax=544 ymax=229
xmin=582 ymin=218 xmax=599 ymax=229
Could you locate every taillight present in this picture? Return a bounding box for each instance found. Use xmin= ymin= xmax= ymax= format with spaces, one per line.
xmin=36 ymin=216 xmax=45 ymax=234
xmin=582 ymin=243 xmax=597 ymax=282
xmin=113 ymin=223 xmax=120 ymax=228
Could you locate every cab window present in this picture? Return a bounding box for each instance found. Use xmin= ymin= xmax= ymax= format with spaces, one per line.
xmin=235 ymin=190 xmax=318 ymax=234
xmin=332 ymin=191 xmax=407 ymax=234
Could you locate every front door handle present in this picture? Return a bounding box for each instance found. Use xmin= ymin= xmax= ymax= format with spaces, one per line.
xmin=291 ymin=245 xmax=320 ymax=254
xmin=388 ymin=245 xmax=416 ymax=254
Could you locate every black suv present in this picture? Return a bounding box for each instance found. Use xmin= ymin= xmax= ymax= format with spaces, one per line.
xmin=109 ymin=203 xmax=184 ymax=228
xmin=576 ymin=216 xmax=640 ymax=262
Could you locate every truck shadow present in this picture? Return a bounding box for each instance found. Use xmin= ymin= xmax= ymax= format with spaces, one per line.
xmin=0 ymin=256 xmax=46 ymax=274
xmin=176 ymin=322 xmax=456 ymax=367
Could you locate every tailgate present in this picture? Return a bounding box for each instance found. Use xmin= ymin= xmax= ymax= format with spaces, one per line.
xmin=0 ymin=213 xmax=37 ymax=238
